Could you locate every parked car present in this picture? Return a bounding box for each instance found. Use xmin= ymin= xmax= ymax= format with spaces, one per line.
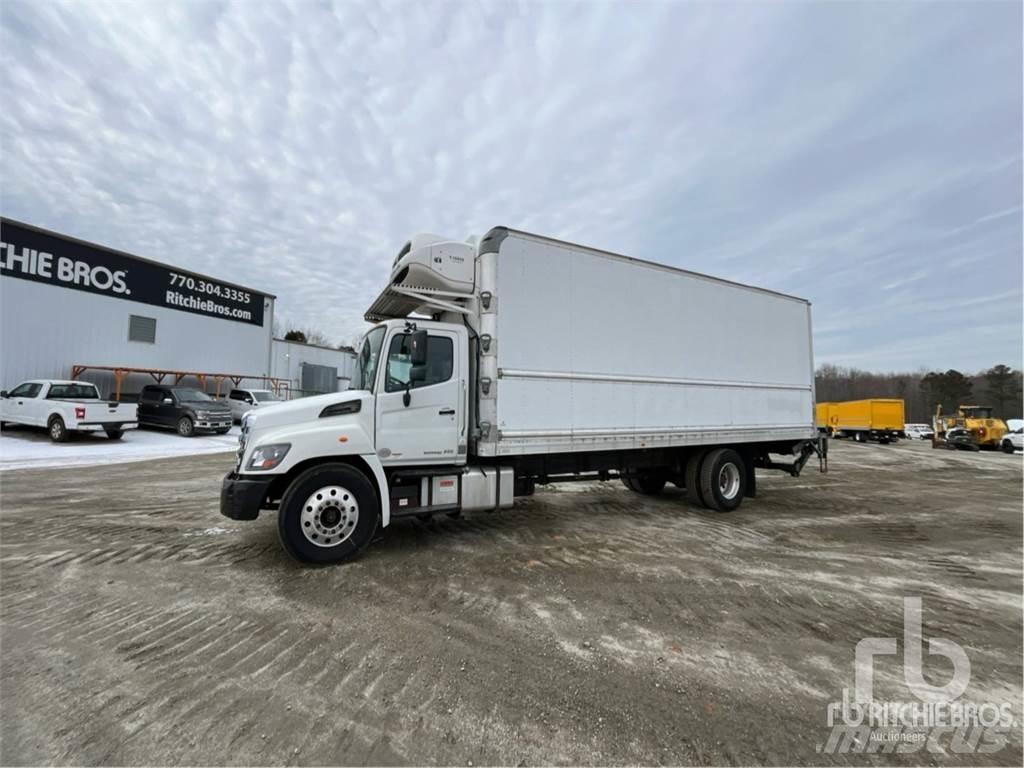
xmin=225 ymin=388 xmax=283 ymax=423
xmin=944 ymin=427 xmax=980 ymax=452
xmin=1001 ymin=428 xmax=1023 ymax=454
xmin=0 ymin=379 xmax=138 ymax=442
xmin=904 ymin=423 xmax=935 ymax=440
xmin=138 ymin=385 xmax=232 ymax=437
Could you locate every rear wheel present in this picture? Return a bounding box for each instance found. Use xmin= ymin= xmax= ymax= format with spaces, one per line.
xmin=105 ymin=429 xmax=124 ymax=440
xmin=684 ymin=450 xmax=708 ymax=508
xmin=48 ymin=416 xmax=68 ymax=443
xmin=622 ymin=470 xmax=667 ymax=496
xmin=277 ymin=463 xmax=379 ymax=564
xmin=699 ymin=448 xmax=747 ymax=512
xmin=177 ymin=416 xmax=195 ymax=437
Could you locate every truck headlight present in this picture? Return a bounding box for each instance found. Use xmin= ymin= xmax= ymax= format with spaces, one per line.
xmin=246 ymin=443 xmax=290 ymax=471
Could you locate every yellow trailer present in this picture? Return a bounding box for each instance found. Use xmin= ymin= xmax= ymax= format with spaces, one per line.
xmin=816 ymin=399 xmax=906 ymax=443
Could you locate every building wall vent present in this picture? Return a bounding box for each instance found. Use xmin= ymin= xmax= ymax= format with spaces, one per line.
xmin=128 ymin=314 xmax=157 ymax=343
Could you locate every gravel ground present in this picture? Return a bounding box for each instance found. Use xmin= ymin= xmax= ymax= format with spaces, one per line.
xmin=1 ymin=440 xmax=1021 ymax=766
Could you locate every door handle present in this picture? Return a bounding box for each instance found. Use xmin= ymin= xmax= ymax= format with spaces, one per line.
xmin=438 ymin=408 xmax=455 ymax=416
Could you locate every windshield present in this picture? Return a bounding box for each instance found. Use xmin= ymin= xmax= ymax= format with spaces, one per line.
xmin=48 ymin=384 xmax=100 ymax=399
xmin=351 ymin=326 xmax=386 ymax=392
xmin=963 ymin=407 xmax=993 ymax=418
xmin=174 ymin=388 xmax=212 ymax=402
xmin=254 ymin=391 xmax=280 ymax=402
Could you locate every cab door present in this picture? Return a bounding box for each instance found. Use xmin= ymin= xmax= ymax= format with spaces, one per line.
xmin=24 ymin=382 xmax=51 ymax=425
xmin=4 ymin=382 xmax=44 ymax=425
xmin=375 ymin=328 xmax=461 ymax=466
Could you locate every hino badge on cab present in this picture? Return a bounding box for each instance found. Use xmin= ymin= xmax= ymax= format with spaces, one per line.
xmin=221 ymin=228 xmax=825 ymax=563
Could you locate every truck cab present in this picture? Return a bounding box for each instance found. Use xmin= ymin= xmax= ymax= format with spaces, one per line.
xmin=351 ymin=320 xmax=468 ymax=466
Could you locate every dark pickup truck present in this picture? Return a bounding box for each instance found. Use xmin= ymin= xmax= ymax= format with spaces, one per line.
xmin=137 ymin=385 xmax=232 ymax=437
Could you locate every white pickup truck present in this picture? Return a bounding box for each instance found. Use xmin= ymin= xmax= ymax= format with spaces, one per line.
xmin=0 ymin=379 xmax=138 ymax=441
xmin=224 ymin=388 xmax=284 ymax=423
xmin=221 ymin=228 xmax=825 ymax=564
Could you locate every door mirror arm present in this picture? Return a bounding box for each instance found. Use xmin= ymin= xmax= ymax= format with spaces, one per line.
xmin=401 ymin=365 xmax=428 ymax=406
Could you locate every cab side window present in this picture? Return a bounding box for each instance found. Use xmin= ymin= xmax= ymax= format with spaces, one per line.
xmin=384 ymin=335 xmax=454 ymax=392
xmin=9 ymin=382 xmax=43 ymax=398
xmin=140 ymin=387 xmax=163 ymax=404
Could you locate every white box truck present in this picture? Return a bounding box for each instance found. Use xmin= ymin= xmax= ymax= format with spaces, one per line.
xmin=221 ymin=228 xmax=824 ymax=563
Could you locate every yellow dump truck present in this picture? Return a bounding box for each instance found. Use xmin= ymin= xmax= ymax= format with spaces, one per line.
xmin=816 ymin=399 xmax=906 ymax=443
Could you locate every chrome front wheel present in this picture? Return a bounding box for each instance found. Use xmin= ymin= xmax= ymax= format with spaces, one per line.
xmin=300 ymin=485 xmax=360 ymax=548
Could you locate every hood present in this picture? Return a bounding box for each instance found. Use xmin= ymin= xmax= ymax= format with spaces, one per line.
xmin=245 ymin=390 xmax=370 ymax=430
xmin=186 ymin=400 xmax=230 ymax=410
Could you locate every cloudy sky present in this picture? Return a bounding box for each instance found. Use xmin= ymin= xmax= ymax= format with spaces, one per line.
xmin=2 ymin=0 xmax=1021 ymax=370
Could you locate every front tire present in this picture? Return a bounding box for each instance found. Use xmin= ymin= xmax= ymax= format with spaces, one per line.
xmin=699 ymin=448 xmax=747 ymax=512
xmin=48 ymin=416 xmax=68 ymax=443
xmin=277 ymin=463 xmax=379 ymax=564
xmin=177 ymin=416 xmax=195 ymax=437
xmin=105 ymin=429 xmax=124 ymax=440
xmin=1002 ymin=440 xmax=1015 ymax=454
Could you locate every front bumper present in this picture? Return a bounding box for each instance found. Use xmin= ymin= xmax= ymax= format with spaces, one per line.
xmin=220 ymin=472 xmax=274 ymax=521
xmin=196 ymin=417 xmax=233 ymax=431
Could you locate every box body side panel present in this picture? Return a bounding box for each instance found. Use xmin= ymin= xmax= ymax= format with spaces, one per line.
xmin=482 ymin=234 xmax=816 ymax=456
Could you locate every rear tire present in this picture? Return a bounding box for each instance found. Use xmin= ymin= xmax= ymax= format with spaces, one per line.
xmin=277 ymin=463 xmax=379 ymax=564
xmin=684 ymin=450 xmax=708 ymax=508
xmin=105 ymin=429 xmax=124 ymax=440
xmin=699 ymin=448 xmax=747 ymax=512
xmin=48 ymin=416 xmax=68 ymax=443
xmin=177 ymin=416 xmax=195 ymax=437
xmin=622 ymin=470 xmax=667 ymax=496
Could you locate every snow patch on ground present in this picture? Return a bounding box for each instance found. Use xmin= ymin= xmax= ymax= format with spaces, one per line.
xmin=183 ymin=526 xmax=234 ymax=537
xmin=0 ymin=424 xmax=240 ymax=471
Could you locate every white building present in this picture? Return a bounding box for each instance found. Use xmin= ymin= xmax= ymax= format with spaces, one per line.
xmin=270 ymin=338 xmax=356 ymax=396
xmin=1 ymin=217 xmax=353 ymax=399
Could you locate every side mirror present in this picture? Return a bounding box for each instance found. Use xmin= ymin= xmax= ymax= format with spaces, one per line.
xmin=162 ymin=397 xmax=173 ymax=405
xmin=245 ymin=397 xmax=254 ymax=404
xmin=0 ymin=391 xmax=7 ymax=398
xmin=409 ymin=330 xmax=429 ymax=366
